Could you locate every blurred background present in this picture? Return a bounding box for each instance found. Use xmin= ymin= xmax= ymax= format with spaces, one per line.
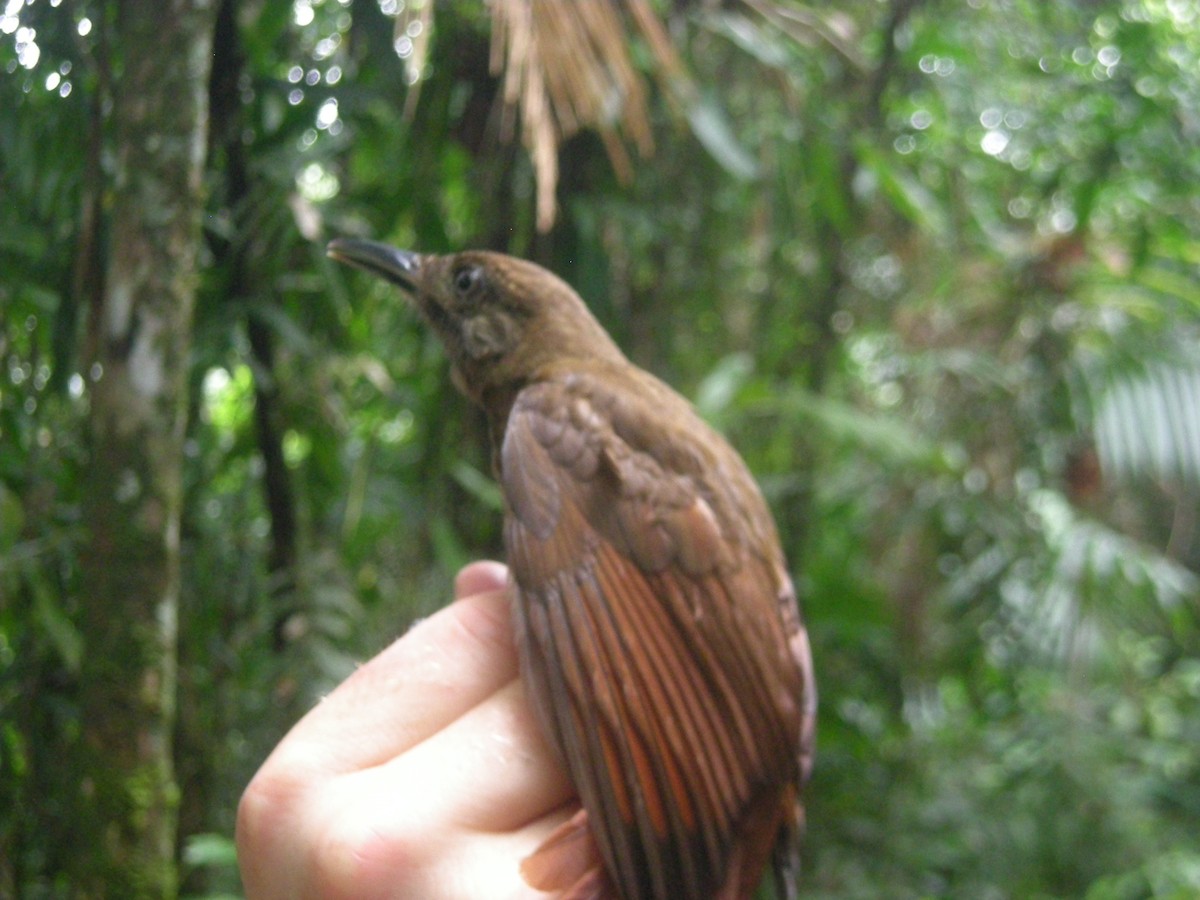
xmin=2 ymin=1 xmax=1199 ymax=897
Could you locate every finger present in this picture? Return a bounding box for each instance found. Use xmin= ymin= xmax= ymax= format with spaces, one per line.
xmin=297 ymin=682 xmax=575 ymax=900
xmin=387 ymin=678 xmax=574 ymax=832
xmin=303 ymin=790 xmax=575 ymax=900
xmin=239 ymin=569 xmax=526 ymax=900
xmin=455 ymin=559 xmax=509 ymax=598
xmin=428 ymin=808 xmax=576 ymax=900
xmin=265 ymin=577 xmax=520 ymax=777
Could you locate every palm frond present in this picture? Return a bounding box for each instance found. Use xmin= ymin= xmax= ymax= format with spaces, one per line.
xmin=1008 ymin=490 xmax=1198 ymax=662
xmin=488 ymin=0 xmax=685 ymax=230
xmin=1093 ymin=363 xmax=1200 ymax=487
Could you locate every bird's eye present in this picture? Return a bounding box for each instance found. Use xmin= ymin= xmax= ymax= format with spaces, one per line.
xmin=453 ymin=266 xmax=481 ymax=297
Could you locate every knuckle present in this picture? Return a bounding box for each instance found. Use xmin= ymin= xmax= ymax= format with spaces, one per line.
xmin=310 ymin=806 xmax=431 ymax=900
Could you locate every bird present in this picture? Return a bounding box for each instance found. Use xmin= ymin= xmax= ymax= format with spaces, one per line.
xmin=327 ymin=238 xmax=816 ymax=900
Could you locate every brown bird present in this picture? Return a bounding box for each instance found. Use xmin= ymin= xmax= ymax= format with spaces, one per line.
xmin=327 ymin=239 xmax=816 ymax=900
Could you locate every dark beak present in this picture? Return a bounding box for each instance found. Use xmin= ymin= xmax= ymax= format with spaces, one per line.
xmin=327 ymin=238 xmax=421 ymax=292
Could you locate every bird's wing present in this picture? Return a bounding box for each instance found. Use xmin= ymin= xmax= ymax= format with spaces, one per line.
xmin=502 ymin=376 xmax=809 ymax=900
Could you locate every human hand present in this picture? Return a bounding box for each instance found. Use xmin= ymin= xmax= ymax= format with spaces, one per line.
xmin=236 ymin=561 xmax=576 ymax=899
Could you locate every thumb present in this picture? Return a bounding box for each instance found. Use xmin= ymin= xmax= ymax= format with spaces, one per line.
xmin=455 ymin=560 xmax=509 ymax=600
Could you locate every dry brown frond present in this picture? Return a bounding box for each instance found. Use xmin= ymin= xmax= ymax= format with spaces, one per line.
xmin=488 ymin=0 xmax=688 ymax=231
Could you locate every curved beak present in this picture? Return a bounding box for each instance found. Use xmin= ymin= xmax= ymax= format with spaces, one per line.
xmin=327 ymin=238 xmax=421 ymax=292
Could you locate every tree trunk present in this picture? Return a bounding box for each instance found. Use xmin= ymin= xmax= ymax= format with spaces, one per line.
xmin=77 ymin=0 xmax=216 ymax=895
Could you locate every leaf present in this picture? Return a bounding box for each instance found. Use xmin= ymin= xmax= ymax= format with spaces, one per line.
xmin=34 ymin=585 xmax=83 ymax=674
xmin=750 ymin=385 xmax=961 ymax=472
xmin=684 ymin=93 xmax=759 ymax=181
xmin=429 ymin=514 xmax=471 ymax=576
xmin=182 ymin=832 xmax=238 ymax=869
xmin=702 ymin=11 xmax=792 ymax=69
xmin=694 ymin=352 xmax=754 ymax=423
xmin=247 ymin=300 xmax=317 ymax=356
xmin=808 ymin=133 xmax=853 ymax=235
xmin=1023 ymin=489 xmax=1199 ymax=653
xmin=0 ymin=483 xmax=24 ymax=543
xmin=1137 ymin=265 xmax=1200 ymax=315
xmin=855 ymin=140 xmax=949 ymax=237
xmin=451 ymin=460 xmax=504 ymax=512
xmin=1092 ymin=363 xmax=1200 ymax=485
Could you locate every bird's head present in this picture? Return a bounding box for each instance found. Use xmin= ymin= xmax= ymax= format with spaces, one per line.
xmin=327 ymin=239 xmax=623 ymax=407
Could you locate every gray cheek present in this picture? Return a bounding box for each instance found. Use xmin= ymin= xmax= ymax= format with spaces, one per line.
xmin=462 ymin=313 xmax=514 ymax=359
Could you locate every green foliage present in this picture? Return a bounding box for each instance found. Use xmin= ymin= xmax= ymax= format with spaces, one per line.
xmin=3 ymin=0 xmax=1200 ymax=896
xmin=181 ymin=832 xmax=241 ymax=900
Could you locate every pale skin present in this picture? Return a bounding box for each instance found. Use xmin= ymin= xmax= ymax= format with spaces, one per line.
xmin=236 ymin=561 xmax=577 ymax=899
